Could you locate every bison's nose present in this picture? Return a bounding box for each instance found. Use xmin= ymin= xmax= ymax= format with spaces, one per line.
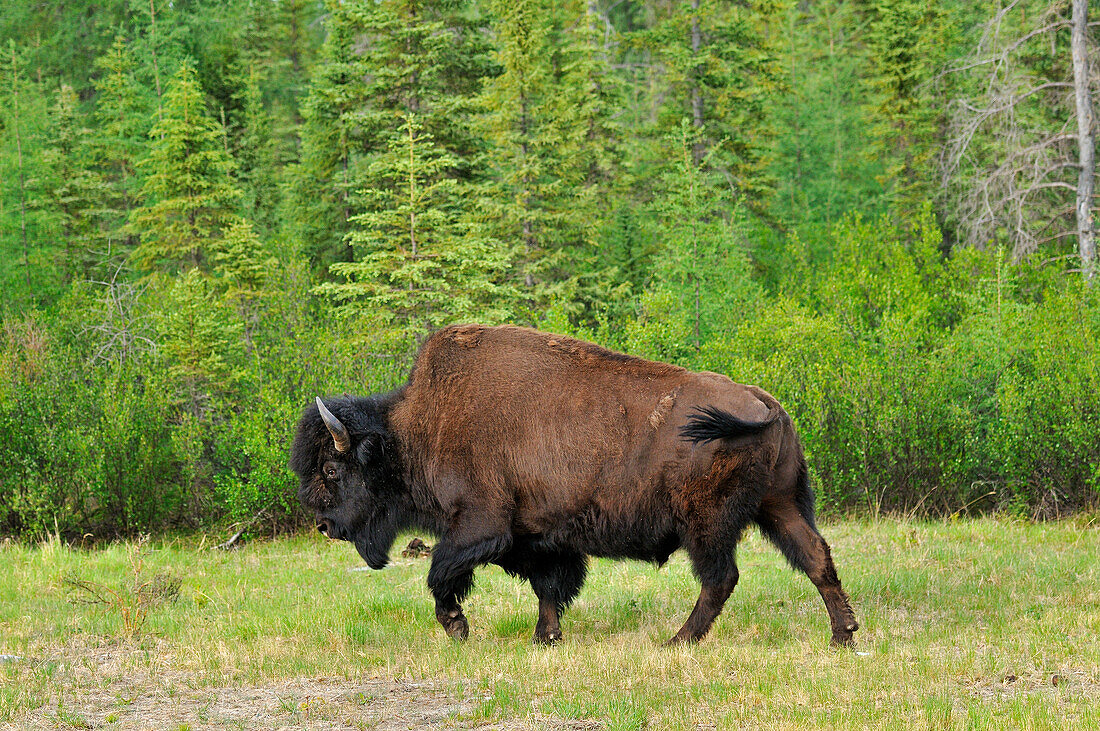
xmin=317 ymin=520 xmax=329 ymax=537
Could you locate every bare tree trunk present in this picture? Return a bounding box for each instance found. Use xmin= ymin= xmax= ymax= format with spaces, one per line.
xmin=407 ymin=118 xmax=417 ymax=265
xmin=149 ymin=0 xmax=163 ymax=125
xmin=690 ymin=0 xmax=705 ymax=166
xmin=9 ymin=45 xmax=29 ymax=290
xmin=1071 ymin=0 xmax=1095 ymax=280
xmin=521 ymin=84 xmax=535 ymax=289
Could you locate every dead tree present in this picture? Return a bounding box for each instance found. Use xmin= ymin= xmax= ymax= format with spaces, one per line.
xmin=940 ymin=0 xmax=1096 ymax=274
xmin=1071 ymin=0 xmax=1095 ymax=278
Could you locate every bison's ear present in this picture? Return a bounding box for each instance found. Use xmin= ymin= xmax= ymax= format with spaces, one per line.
xmin=356 ymin=431 xmax=384 ymax=465
xmin=316 ymin=396 xmax=351 ymax=453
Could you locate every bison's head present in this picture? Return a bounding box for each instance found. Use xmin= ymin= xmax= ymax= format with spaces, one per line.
xmin=289 ymin=394 xmax=404 ymax=569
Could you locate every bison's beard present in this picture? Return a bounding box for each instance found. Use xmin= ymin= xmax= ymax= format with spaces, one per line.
xmin=354 ymin=535 xmax=390 ymax=570
xmin=353 ymin=509 xmax=401 ymax=570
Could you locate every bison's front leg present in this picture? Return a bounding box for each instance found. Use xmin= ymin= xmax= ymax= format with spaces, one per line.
xmin=426 ymin=534 xmax=513 ymax=640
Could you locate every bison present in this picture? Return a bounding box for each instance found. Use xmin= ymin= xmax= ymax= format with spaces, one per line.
xmin=290 ymin=324 xmax=858 ymax=646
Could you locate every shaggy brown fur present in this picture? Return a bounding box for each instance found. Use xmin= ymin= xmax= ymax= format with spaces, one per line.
xmin=291 ymin=324 xmax=857 ymax=646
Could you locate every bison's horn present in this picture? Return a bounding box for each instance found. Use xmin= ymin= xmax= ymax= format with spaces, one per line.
xmin=316 ymin=397 xmax=351 ymax=453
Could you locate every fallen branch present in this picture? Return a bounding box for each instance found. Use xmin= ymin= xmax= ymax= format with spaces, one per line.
xmin=215 ymin=508 xmax=271 ymax=551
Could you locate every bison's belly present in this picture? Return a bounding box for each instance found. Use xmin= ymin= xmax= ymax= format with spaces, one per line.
xmin=530 ymin=504 xmax=681 ymax=564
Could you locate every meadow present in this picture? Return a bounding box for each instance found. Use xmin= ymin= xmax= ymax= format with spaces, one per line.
xmin=1 ymin=518 xmax=1098 ymax=730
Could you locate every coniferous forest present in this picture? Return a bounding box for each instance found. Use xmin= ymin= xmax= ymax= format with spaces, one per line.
xmin=0 ymin=0 xmax=1097 ymax=538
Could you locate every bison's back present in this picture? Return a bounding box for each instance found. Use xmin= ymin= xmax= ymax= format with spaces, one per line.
xmin=390 ymin=325 xmax=779 ymax=538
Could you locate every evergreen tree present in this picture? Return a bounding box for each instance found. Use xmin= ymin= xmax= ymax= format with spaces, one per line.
xmin=289 ymin=0 xmax=372 ymax=264
xmin=90 ymin=34 xmax=151 ymax=264
xmin=0 ymin=40 xmax=53 ymax=304
xmin=213 ymin=218 xmax=276 ymax=351
xmin=0 ymin=0 xmax=129 ymax=96
xmin=292 ymin=0 xmax=494 ymax=268
xmin=636 ymin=0 xmax=783 ymax=210
xmin=860 ymin=0 xmax=952 ymax=219
xmin=128 ymin=0 xmax=186 ymax=123
xmin=154 ymin=267 xmax=244 ymax=417
xmin=41 ymin=83 xmax=107 ymax=280
xmin=476 ymin=0 xmax=625 ymax=315
xmin=477 ymin=0 xmax=567 ymax=295
xmin=768 ymin=0 xmax=887 ymax=225
xmin=234 ymin=65 xmax=280 ymax=234
xmin=646 ymin=121 xmax=757 ymax=353
xmin=130 ymin=61 xmax=242 ymax=274
xmin=320 ymin=114 xmax=514 ymax=339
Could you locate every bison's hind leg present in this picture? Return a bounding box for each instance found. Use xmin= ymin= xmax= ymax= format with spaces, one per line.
xmin=755 ymin=474 xmax=858 ymax=646
xmin=497 ymin=547 xmax=587 ymax=645
xmin=668 ymin=505 xmax=755 ymax=645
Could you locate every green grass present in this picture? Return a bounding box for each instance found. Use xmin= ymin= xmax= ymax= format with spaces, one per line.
xmin=1 ymin=518 xmax=1098 ymax=729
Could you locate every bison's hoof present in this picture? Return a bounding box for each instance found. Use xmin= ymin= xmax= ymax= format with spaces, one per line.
xmin=830 ymin=619 xmax=858 ymax=648
xmin=442 ymin=615 xmax=469 ymax=641
xmin=533 ymin=628 xmax=562 ymax=646
xmin=664 ymin=634 xmax=697 ymax=647
xmin=830 ymin=630 xmax=856 ymax=648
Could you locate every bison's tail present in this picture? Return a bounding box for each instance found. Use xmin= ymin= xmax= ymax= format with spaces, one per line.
xmin=678 ymin=405 xmax=778 ymax=444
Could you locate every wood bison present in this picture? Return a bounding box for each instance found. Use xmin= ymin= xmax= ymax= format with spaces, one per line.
xmin=290 ymin=324 xmax=858 ymax=646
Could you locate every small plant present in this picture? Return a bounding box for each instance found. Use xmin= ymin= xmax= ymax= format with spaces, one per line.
xmin=63 ymin=536 xmax=181 ymax=635
xmin=54 ymin=696 xmax=89 ymax=729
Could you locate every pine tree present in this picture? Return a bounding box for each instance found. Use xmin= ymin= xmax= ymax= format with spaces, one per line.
xmin=41 ymin=83 xmax=107 ymax=280
xmin=91 ymin=34 xmax=151 ymax=264
xmin=647 ymin=120 xmax=757 ymax=352
xmin=637 ymin=0 xmax=783 ymax=210
xmin=860 ymin=0 xmax=951 ymax=219
xmin=292 ymin=0 xmax=494 ymax=268
xmin=320 ymin=114 xmax=514 ymax=339
xmin=130 ymin=61 xmax=242 ymax=274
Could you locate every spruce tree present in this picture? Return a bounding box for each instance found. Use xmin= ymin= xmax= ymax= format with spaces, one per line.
xmin=289 ymin=1 xmax=370 ymax=265
xmin=0 ymin=40 xmax=52 ymax=303
xmin=647 ymin=121 xmax=757 ymax=353
xmin=477 ymin=0 xmax=625 ymax=315
xmin=41 ymin=83 xmax=107 ymax=280
xmin=477 ymin=0 xmax=564 ymax=293
xmin=860 ymin=0 xmax=951 ymax=219
xmin=130 ymin=61 xmax=242 ymax=274
xmin=769 ymin=0 xmax=887 ymax=224
xmin=91 ymin=34 xmax=151 ymax=263
xmin=637 ymin=0 xmax=783 ymax=210
xmin=292 ymin=0 xmax=494 ymax=269
xmin=154 ymin=267 xmax=244 ymax=417
xmin=320 ymin=114 xmax=514 ymax=338
xmin=234 ymin=65 xmax=279 ymax=235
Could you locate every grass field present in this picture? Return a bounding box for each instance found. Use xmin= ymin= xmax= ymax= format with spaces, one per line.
xmin=1 ymin=518 xmax=1098 ymax=730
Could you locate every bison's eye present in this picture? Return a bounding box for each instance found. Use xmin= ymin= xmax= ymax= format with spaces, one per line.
xmin=325 ymin=467 xmax=337 ymax=480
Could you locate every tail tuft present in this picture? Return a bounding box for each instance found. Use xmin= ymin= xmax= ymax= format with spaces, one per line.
xmin=679 ymin=405 xmax=777 ymax=444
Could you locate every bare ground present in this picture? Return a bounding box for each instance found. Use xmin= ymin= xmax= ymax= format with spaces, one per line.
xmin=0 ymin=640 xmax=598 ymax=730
